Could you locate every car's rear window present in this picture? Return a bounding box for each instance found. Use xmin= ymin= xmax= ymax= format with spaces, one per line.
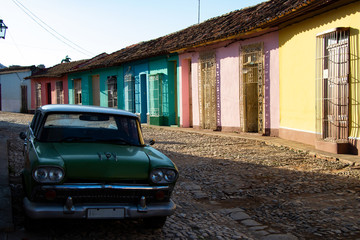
xmin=39 ymin=113 xmax=141 ymax=146
xmin=45 ymin=114 xmax=119 ymax=129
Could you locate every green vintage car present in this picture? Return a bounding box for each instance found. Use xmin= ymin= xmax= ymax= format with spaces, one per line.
xmin=20 ymin=104 xmax=178 ymax=229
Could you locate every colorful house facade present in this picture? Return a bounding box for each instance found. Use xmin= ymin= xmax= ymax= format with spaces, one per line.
xmin=278 ymin=0 xmax=360 ymax=154
xmin=28 ymin=60 xmax=87 ymax=109
xmin=66 ymin=42 xmax=180 ymax=126
xmin=25 ymin=0 xmax=360 ymax=155
xmin=0 ymin=65 xmax=36 ymax=113
xmin=147 ymin=54 xmax=179 ymax=126
xmin=179 ymin=31 xmax=280 ymax=136
xmin=67 ymin=66 xmax=122 ymax=108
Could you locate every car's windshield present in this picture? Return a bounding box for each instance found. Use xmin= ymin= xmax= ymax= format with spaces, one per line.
xmin=38 ymin=113 xmax=142 ymax=146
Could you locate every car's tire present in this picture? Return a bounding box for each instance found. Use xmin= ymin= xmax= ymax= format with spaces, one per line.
xmin=143 ymin=216 xmax=167 ymax=228
xmin=24 ymin=215 xmax=42 ymax=232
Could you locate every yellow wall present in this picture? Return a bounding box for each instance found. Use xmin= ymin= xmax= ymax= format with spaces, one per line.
xmin=279 ymin=2 xmax=360 ymax=136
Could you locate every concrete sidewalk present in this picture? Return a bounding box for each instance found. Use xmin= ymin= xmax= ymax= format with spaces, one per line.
xmin=0 ymin=138 xmax=13 ymax=232
xmin=144 ymin=124 xmax=360 ymax=166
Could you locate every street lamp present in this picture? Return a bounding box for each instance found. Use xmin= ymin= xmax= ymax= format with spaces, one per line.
xmin=0 ymin=20 xmax=8 ymax=39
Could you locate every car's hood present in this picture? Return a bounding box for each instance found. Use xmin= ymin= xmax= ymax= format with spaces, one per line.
xmin=48 ymin=142 xmax=150 ymax=181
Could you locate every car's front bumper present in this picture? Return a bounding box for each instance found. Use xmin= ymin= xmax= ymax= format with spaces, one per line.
xmin=23 ymin=197 xmax=176 ymax=219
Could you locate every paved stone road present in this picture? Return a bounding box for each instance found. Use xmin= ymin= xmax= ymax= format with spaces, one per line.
xmin=1 ymin=112 xmax=360 ymax=239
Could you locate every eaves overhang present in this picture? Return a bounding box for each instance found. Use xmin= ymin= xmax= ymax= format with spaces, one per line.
xmin=171 ymin=27 xmax=278 ymax=54
xmin=262 ymin=0 xmax=359 ymax=30
xmin=171 ymin=0 xmax=358 ymax=54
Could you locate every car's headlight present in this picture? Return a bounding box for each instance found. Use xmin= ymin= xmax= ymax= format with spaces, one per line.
xmin=33 ymin=166 xmax=64 ymax=183
xmin=150 ymin=168 xmax=178 ymax=184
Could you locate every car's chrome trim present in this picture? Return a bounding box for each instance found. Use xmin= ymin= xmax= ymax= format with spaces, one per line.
xmin=41 ymin=183 xmax=170 ymax=191
xmin=23 ymin=197 xmax=176 ymax=219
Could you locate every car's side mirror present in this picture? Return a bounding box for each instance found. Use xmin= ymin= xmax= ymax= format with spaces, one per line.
xmin=149 ymin=139 xmax=155 ymax=146
xmin=19 ymin=132 xmax=27 ymax=140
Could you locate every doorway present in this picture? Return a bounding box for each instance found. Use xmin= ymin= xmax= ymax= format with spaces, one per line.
xmin=199 ymin=52 xmax=217 ymax=130
xmin=21 ymin=85 xmax=28 ymax=113
xmin=241 ymin=43 xmax=264 ymax=133
xmin=140 ymin=74 xmax=147 ymax=123
xmin=188 ymin=60 xmax=193 ymax=127
xmin=46 ymin=83 xmax=51 ymax=104
xmin=92 ymin=75 xmax=100 ymax=106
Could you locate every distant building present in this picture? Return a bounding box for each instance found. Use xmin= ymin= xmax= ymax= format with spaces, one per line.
xmin=0 ymin=66 xmax=39 ymax=113
xmin=27 ymin=60 xmax=87 ymax=109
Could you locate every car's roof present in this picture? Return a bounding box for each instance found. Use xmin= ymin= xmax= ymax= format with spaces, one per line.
xmin=38 ymin=104 xmax=137 ymax=118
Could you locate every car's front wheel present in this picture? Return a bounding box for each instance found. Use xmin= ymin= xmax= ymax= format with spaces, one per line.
xmin=143 ymin=216 xmax=167 ymax=228
xmin=24 ymin=215 xmax=43 ymax=232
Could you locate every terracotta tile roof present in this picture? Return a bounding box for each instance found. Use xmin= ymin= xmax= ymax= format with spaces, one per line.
xmin=28 ymin=60 xmax=88 ymax=79
xmin=0 ymin=65 xmax=35 ymax=75
xmin=68 ymin=0 xmax=353 ymax=73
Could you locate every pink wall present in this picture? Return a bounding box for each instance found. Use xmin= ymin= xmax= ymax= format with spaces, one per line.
xmin=217 ymin=43 xmax=241 ymax=129
xmin=179 ymin=52 xmax=199 ymax=128
xmin=239 ymin=32 xmax=280 ymax=133
xmin=179 ymin=31 xmax=279 ymax=133
xmin=31 ymin=75 xmax=69 ymax=109
xmin=180 ymin=58 xmax=190 ymax=127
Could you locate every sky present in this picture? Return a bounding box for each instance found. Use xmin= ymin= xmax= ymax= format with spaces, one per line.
xmin=1 ymin=0 xmax=264 ymax=68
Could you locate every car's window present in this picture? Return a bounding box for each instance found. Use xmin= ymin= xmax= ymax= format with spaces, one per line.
xmin=44 ymin=114 xmax=118 ymax=129
xmin=30 ymin=111 xmax=43 ymax=137
xmin=39 ymin=113 xmax=141 ymax=145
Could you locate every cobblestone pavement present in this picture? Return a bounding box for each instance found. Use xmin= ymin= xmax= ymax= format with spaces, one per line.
xmin=1 ymin=111 xmax=360 ymax=239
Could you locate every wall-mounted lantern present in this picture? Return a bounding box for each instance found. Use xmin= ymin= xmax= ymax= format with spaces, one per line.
xmin=0 ymin=20 xmax=8 ymax=39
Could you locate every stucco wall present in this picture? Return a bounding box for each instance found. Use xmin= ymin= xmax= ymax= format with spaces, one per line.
xmin=0 ymin=71 xmax=32 ymax=112
xmin=179 ymin=31 xmax=279 ymax=133
xmin=279 ymin=2 xmax=360 ymax=144
xmin=68 ymin=67 xmax=123 ymax=108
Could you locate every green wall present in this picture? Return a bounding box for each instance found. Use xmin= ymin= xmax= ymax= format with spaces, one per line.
xmin=68 ymin=66 xmax=124 ymax=109
xmin=148 ymin=54 xmax=179 ymax=126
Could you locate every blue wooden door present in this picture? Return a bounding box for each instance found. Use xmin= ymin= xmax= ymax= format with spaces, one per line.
xmin=140 ymin=74 xmax=147 ymax=123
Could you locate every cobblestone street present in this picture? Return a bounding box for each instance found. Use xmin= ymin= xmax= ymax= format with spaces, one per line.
xmin=1 ymin=112 xmax=360 ymax=239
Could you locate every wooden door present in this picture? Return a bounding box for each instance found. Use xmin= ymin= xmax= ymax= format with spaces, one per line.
xmin=92 ymin=75 xmax=100 ymax=106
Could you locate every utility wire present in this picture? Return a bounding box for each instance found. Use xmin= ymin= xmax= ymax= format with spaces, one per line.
xmin=12 ymin=0 xmax=94 ymax=57
xmin=8 ymin=31 xmax=28 ymax=64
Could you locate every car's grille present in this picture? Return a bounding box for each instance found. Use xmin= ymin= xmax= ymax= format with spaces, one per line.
xmin=32 ymin=186 xmax=171 ymax=204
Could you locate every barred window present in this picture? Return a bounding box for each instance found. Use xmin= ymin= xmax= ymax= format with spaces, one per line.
xmin=73 ymin=79 xmax=82 ymax=105
xmin=35 ymin=83 xmax=42 ymax=108
xmin=107 ymin=76 xmax=118 ymax=108
xmin=315 ymin=28 xmax=349 ymax=142
xmin=124 ymin=73 xmax=135 ymax=112
xmin=56 ymin=81 xmax=64 ymax=104
xmin=149 ymin=74 xmax=162 ymax=116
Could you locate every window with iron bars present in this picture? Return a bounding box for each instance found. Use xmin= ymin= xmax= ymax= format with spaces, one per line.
xmin=315 ymin=28 xmax=349 ymax=142
xmin=56 ymin=81 xmax=64 ymax=104
xmin=73 ymin=79 xmax=82 ymax=105
xmin=35 ymin=82 xmax=42 ymax=108
xmin=149 ymin=74 xmax=162 ymax=116
xmin=107 ymin=76 xmax=118 ymax=108
xmin=124 ymin=73 xmax=135 ymax=113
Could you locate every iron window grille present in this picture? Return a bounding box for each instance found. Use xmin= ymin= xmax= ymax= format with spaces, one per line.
xmin=55 ymin=81 xmax=64 ymax=104
xmin=124 ymin=73 xmax=135 ymax=113
xmin=315 ymin=28 xmax=350 ymax=142
xmin=149 ymin=74 xmax=163 ymax=117
xmin=107 ymin=76 xmax=118 ymax=108
xmin=35 ymin=83 xmax=42 ymax=108
xmin=73 ymin=79 xmax=82 ymax=105
xmin=198 ymin=52 xmax=217 ymax=130
xmin=240 ymin=43 xmax=264 ymax=133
